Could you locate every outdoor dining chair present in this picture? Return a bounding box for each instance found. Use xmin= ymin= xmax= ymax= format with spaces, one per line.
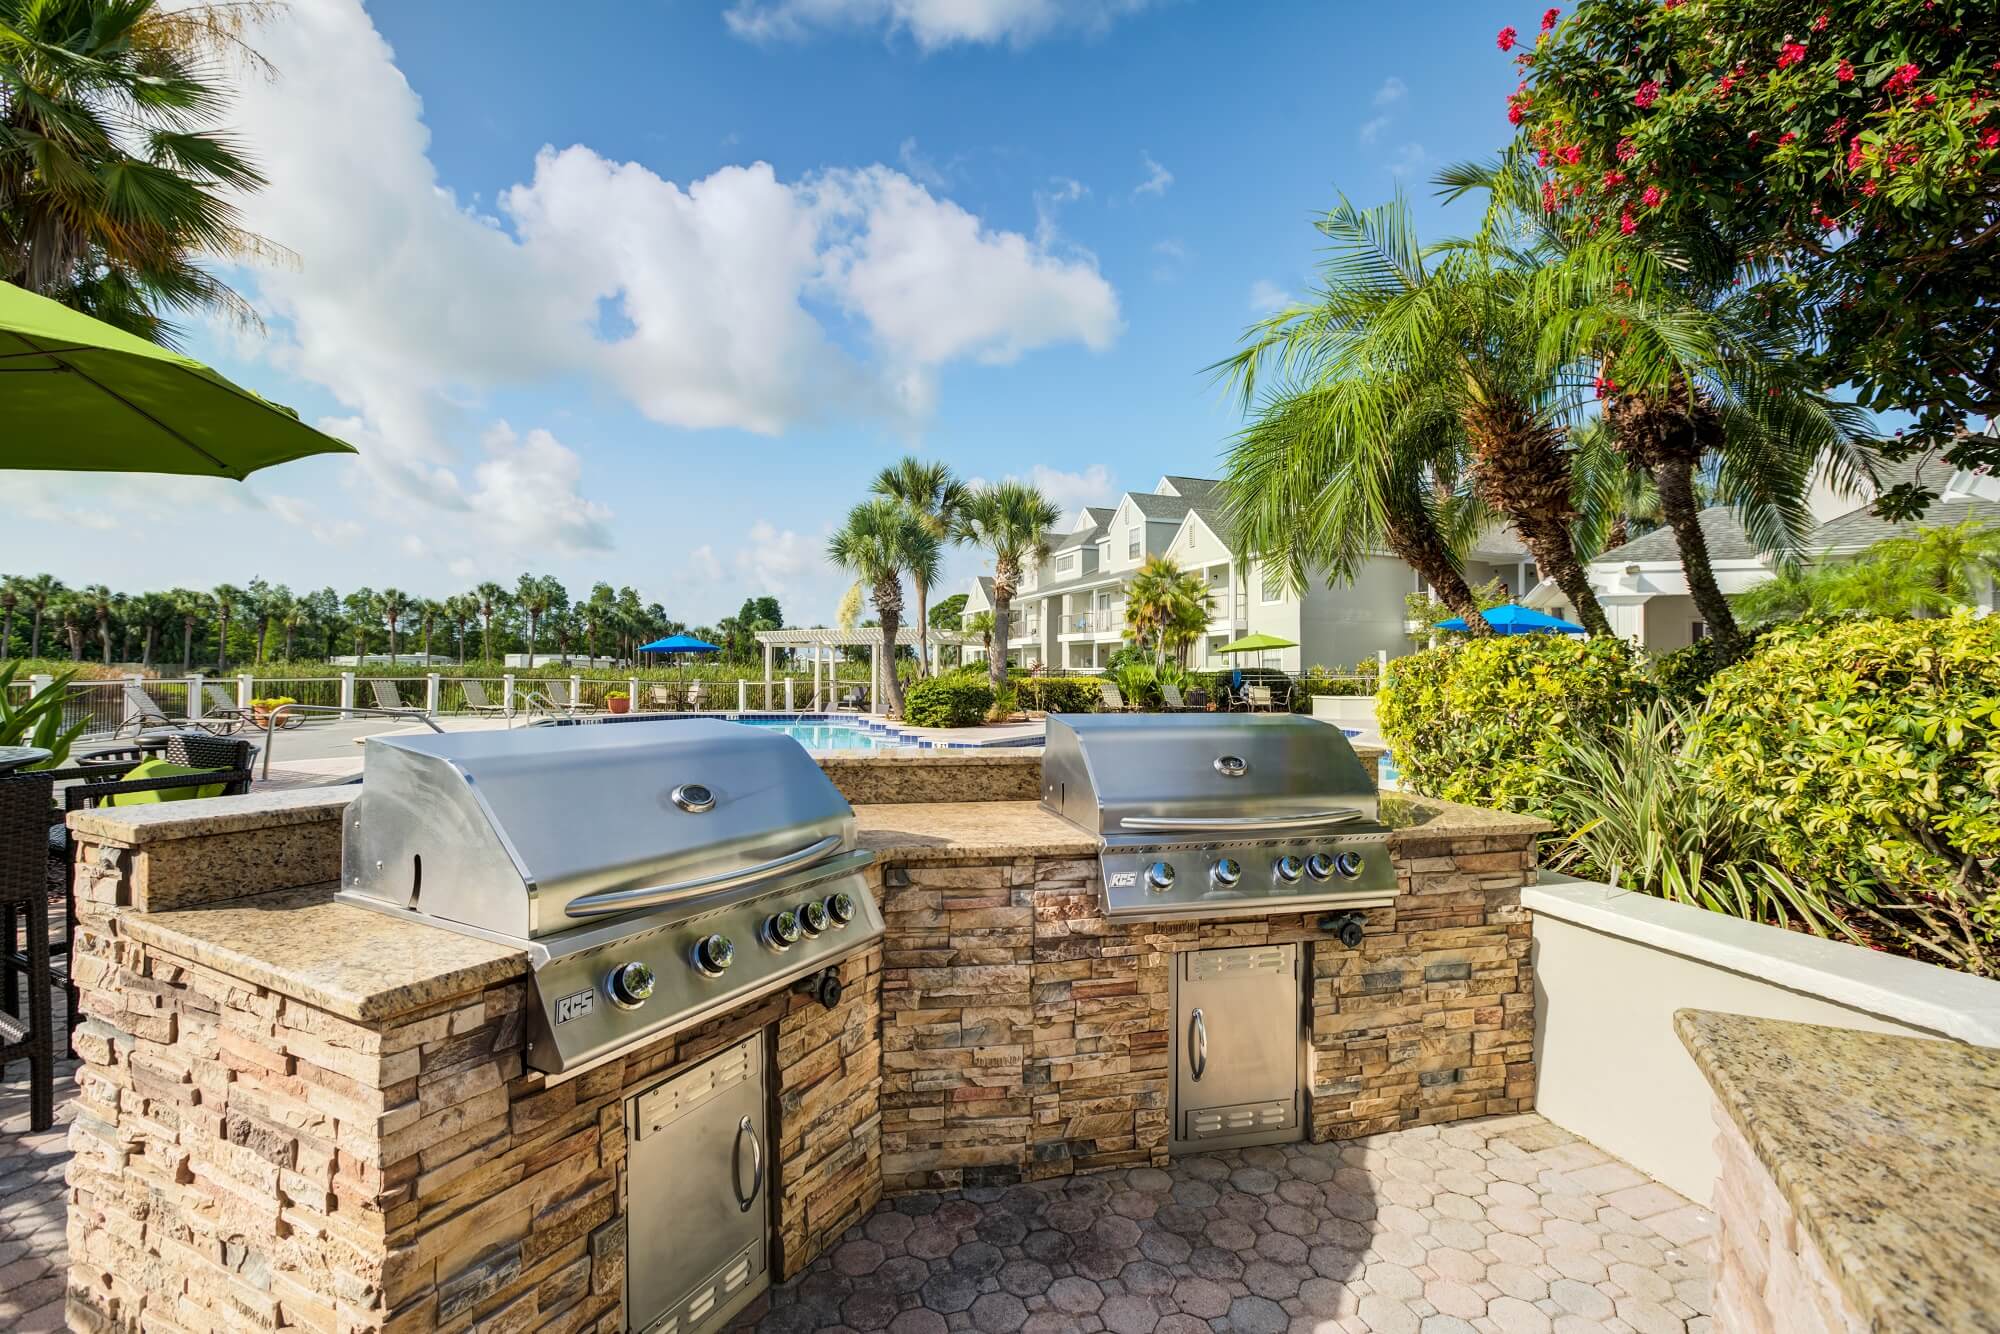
xmin=459 ymin=680 xmax=510 ymax=716
xmin=683 ymin=681 xmax=708 ymax=712
xmin=1245 ymin=684 xmax=1276 ymax=712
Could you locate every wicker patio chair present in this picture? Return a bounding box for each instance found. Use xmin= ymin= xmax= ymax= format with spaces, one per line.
xmin=0 ymin=770 xmax=57 ymax=1131
xmin=459 ymin=680 xmax=509 ymax=716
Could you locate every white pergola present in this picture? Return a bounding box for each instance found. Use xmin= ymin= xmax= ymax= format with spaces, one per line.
xmin=754 ymin=626 xmax=978 ymax=708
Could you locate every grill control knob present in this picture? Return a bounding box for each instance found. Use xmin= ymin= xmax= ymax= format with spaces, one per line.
xmin=825 ymin=891 xmax=856 ymax=926
xmin=1275 ymin=854 xmax=1304 ymax=883
xmin=765 ymin=910 xmax=802 ymax=949
xmin=1334 ymin=851 xmax=1366 ymax=880
xmin=1305 ymin=852 xmax=1335 ymax=881
xmin=1211 ymin=858 xmax=1242 ymax=888
xmin=693 ymin=933 xmax=735 ymax=976
xmin=1145 ymin=861 xmax=1176 ymax=892
xmin=607 ymin=960 xmax=655 ymax=1009
xmin=799 ymin=900 xmax=830 ymax=935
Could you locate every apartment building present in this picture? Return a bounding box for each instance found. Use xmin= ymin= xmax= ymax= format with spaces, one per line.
xmin=960 ymin=475 xmax=1535 ymax=674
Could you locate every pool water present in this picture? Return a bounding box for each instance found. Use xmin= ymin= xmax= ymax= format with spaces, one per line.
xmin=737 ymin=719 xmax=904 ymax=751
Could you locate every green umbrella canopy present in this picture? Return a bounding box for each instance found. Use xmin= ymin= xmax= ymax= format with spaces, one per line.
xmin=0 ymin=280 xmax=355 ymax=480
xmin=1213 ymin=632 xmax=1299 ymax=654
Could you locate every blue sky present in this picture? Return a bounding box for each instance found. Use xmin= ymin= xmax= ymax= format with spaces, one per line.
xmin=4 ymin=0 xmax=1523 ymax=625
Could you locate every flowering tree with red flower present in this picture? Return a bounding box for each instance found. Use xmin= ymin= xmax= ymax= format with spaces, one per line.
xmin=1506 ymin=0 xmax=2000 ymax=516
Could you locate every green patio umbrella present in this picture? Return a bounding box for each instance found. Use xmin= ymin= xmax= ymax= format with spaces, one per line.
xmin=0 ymin=280 xmax=355 ymax=479
xmin=1212 ymin=632 xmax=1299 ymax=654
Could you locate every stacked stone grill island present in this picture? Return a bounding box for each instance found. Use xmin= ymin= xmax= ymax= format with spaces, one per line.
xmin=59 ymin=719 xmax=1547 ymax=1333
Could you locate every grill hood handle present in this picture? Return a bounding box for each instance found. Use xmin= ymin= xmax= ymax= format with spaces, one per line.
xmin=564 ymin=835 xmax=848 ymax=919
xmin=1118 ymin=809 xmax=1363 ymax=832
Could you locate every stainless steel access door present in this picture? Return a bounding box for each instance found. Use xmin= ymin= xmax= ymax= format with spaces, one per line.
xmin=1171 ymin=943 xmax=1304 ymax=1154
xmin=626 ymin=1032 xmax=769 ymax=1334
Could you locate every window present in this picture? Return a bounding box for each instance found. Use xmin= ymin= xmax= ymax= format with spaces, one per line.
xmin=1055 ymin=553 xmax=1075 ymax=573
xmin=1261 ymin=562 xmax=1284 ymax=604
xmin=1691 ymin=620 xmax=1709 ymax=641
xmin=1128 ymin=528 xmax=1141 ymax=559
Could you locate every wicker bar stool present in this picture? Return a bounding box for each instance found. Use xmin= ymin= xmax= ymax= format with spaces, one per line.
xmin=0 ymin=770 xmax=58 ymax=1132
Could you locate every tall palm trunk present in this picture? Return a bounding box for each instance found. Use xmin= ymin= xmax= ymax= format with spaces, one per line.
xmin=30 ymin=609 xmax=43 ymax=658
xmin=875 ymin=581 xmax=907 ymax=717
xmin=1463 ymin=398 xmax=1611 ymax=637
xmin=1 ymin=607 xmax=12 ymax=655
xmin=181 ymin=618 xmax=194 ymax=670
xmin=1607 ymin=389 xmax=1743 ymax=652
xmin=1383 ymin=490 xmax=1495 ymax=636
xmin=912 ymin=578 xmax=930 ymax=679
xmin=988 ymin=563 xmax=1017 ymax=695
xmin=216 ymin=614 xmax=229 ymax=670
xmin=99 ymin=617 xmax=111 ymax=665
xmin=255 ymin=619 xmax=269 ymax=663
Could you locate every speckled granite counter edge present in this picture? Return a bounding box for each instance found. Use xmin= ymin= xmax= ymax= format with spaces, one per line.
xmin=1675 ymin=1008 xmax=2000 ymax=1334
xmin=69 ymin=785 xmax=355 ymax=846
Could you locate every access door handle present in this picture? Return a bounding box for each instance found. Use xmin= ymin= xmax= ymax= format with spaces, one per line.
xmin=1188 ymin=1008 xmax=1207 ymax=1083
xmin=732 ymin=1115 xmax=764 ymax=1213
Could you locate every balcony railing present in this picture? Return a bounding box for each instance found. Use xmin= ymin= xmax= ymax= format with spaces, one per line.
xmin=1059 ymin=608 xmax=1125 ymax=635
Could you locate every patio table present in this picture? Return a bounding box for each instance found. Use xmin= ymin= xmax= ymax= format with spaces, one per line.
xmin=0 ymin=746 xmax=51 ymax=774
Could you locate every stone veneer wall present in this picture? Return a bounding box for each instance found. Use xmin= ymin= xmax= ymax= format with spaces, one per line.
xmin=878 ymin=829 xmax=1537 ymax=1192
xmin=63 ymin=860 xmax=882 ymax=1334
xmin=1708 ymin=1097 xmax=1867 ymax=1334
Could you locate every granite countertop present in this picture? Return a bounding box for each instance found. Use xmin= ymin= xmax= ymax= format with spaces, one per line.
xmin=1380 ymin=792 xmax=1554 ymax=842
xmin=122 ymin=884 xmax=528 ymax=1022
xmin=1676 ymin=1009 xmax=2000 ymax=1333
xmin=855 ymin=802 xmax=1098 ymax=862
xmin=69 ymin=786 xmax=355 ymax=847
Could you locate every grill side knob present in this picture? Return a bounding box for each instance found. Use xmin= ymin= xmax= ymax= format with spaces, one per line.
xmin=765 ymin=910 xmax=802 ymax=949
xmin=1275 ymin=854 xmax=1304 ymax=882
xmin=608 ymin=961 xmax=655 ymax=1008
xmin=1305 ymin=853 xmax=1335 ymax=881
xmin=826 ymin=891 xmax=856 ymax=926
xmin=799 ymin=900 xmax=829 ymax=935
xmin=693 ymin=933 xmax=735 ymax=976
xmin=1145 ymin=861 xmax=1176 ymax=892
xmin=1335 ymin=851 xmax=1366 ymax=879
xmin=1211 ymin=858 xmax=1242 ymax=888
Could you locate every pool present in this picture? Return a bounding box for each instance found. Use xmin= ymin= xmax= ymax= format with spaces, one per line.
xmin=735 ymin=719 xmax=908 ymax=751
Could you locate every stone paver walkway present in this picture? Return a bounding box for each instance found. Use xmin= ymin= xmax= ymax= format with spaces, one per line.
xmin=0 ymin=986 xmax=78 ymax=1333
xmin=734 ymin=1114 xmax=1714 ymax=1334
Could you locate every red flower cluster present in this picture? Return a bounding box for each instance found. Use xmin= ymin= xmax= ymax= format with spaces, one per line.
xmin=1778 ymin=131 xmax=1797 ymax=144
xmin=1508 ymin=95 xmax=1527 ymax=125
xmin=1541 ymin=8 xmax=1561 ymax=31
xmin=1641 ymin=184 xmax=1663 ymax=207
xmin=1777 ymin=42 xmax=1808 ymax=70
xmin=1634 ymin=80 xmax=1662 ymax=108
xmin=1497 ymin=25 xmax=1518 ymax=52
xmin=1846 ymin=135 xmax=1868 ymax=172
xmin=1615 ymin=137 xmax=1638 ymax=162
xmin=1593 ymin=373 xmax=1620 ymax=398
xmin=1555 ymin=143 xmax=1583 ymax=164
xmin=1984 ymin=128 xmax=2000 ymax=149
xmin=1812 ymin=12 xmax=1829 ymax=31
xmin=1603 ymin=170 xmax=1627 ymax=187
xmin=1618 ymin=209 xmax=1636 ymax=234
xmin=1541 ymin=179 xmax=1561 ymax=213
xmin=1837 ymin=59 xmax=1855 ymax=82
xmin=1886 ymin=63 xmax=1921 ymax=93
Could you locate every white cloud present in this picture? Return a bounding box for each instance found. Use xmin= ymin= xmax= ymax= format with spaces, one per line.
xmin=688 ymin=545 xmax=724 ymax=583
xmin=267 ymin=494 xmax=365 ymax=546
xmin=722 ymin=0 xmax=1159 ymax=50
xmin=1389 ymin=143 xmax=1429 ymax=179
xmin=968 ymin=463 xmax=1116 ymax=531
xmin=1248 ymin=280 xmax=1289 ymax=314
xmin=463 ymin=423 xmax=615 ymax=555
xmin=897 ymin=136 xmax=950 ymax=188
xmin=1134 ymin=151 xmax=1174 ymax=198
xmin=1374 ymin=77 xmax=1407 ymax=108
xmin=1358 ymin=115 xmax=1390 ymax=146
xmin=735 ymin=520 xmax=820 ymax=592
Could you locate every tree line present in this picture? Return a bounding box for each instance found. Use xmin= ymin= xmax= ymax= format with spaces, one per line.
xmin=0 ymin=573 xmax=789 ymax=672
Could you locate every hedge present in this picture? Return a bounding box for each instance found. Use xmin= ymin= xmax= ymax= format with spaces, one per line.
xmin=902 ymin=676 xmax=995 ymax=728
xmin=1013 ymin=676 xmax=1103 ymax=715
xmin=1377 ymin=634 xmax=1652 ymax=817
xmin=1697 ymin=612 xmax=2000 ymax=976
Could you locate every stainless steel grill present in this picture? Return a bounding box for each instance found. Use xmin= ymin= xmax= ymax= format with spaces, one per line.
xmin=1041 ymin=712 xmax=1394 ymax=921
xmin=338 ymin=721 xmax=882 ymax=1076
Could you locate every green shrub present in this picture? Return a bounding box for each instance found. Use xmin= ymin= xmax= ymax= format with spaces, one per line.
xmin=1697 ymin=612 xmax=2000 ymax=977
xmin=902 ymin=675 xmax=995 ymax=728
xmin=1651 ymin=634 xmax=1761 ymax=707
xmin=1377 ymin=634 xmax=1652 ymax=817
xmin=1014 ymin=676 xmax=1101 ymax=714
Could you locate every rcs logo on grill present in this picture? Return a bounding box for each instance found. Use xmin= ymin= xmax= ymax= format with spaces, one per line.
xmin=553 ymin=989 xmax=595 ymax=1024
xmin=1108 ymin=871 xmax=1138 ymax=889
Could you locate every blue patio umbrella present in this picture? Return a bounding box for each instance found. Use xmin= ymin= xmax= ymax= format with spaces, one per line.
xmin=1433 ymin=604 xmax=1587 ymax=635
xmin=639 ymin=634 xmax=721 ymax=653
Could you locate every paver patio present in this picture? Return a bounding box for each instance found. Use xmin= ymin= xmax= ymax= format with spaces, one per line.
xmin=731 ymin=1115 xmax=1714 ymax=1334
xmin=4 ymin=986 xmax=1712 ymax=1334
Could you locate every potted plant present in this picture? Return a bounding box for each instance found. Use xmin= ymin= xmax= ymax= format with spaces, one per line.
xmin=606 ymin=689 xmax=631 ymax=715
xmin=248 ymin=696 xmax=297 ymax=726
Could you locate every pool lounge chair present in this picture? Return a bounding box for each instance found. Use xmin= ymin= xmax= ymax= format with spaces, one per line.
xmin=543 ymin=680 xmax=601 ymax=715
xmin=113 ymin=681 xmax=195 ymax=737
xmin=459 ymin=680 xmax=509 ymax=716
xmin=1161 ymin=682 xmax=1192 ymax=712
xmin=1097 ymin=680 xmax=1133 ymax=713
xmin=368 ymin=680 xmax=431 ymax=717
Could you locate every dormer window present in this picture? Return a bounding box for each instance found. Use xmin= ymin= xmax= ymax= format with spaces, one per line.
xmin=1128 ymin=528 xmax=1141 ymax=558
xmin=1056 ymin=553 xmax=1075 ymax=573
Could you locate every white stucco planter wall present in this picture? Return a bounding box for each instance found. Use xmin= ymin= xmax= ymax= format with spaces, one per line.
xmin=1308 ymin=694 xmax=1377 ymax=728
xmin=1527 ymin=875 xmax=2000 ymax=1202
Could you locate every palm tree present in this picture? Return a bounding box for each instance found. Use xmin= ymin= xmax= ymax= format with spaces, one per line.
xmin=376 ymin=589 xmax=408 ymax=661
xmin=444 ymin=595 xmax=477 ymax=665
xmin=414 ymin=600 xmax=442 ymax=662
xmin=871 ymin=457 xmax=969 ymax=679
xmin=1216 ymin=195 xmax=1612 ymax=636
xmin=54 ymin=594 xmax=84 ymax=659
xmin=474 ymin=582 xmax=506 ymax=661
xmin=966 ymin=610 xmax=995 ymax=662
xmin=170 ymin=588 xmax=204 ymax=669
xmin=12 ymin=574 xmax=61 ymax=658
xmin=342 ymin=588 xmax=376 ymax=660
xmin=1124 ymin=557 xmax=1214 ymax=666
xmin=78 ymin=584 xmax=114 ymax=664
xmin=954 ymin=481 xmax=1064 ymax=692
xmin=827 ymin=499 xmax=933 ymax=718
xmin=515 ymin=575 xmax=554 ymax=661
xmin=0 ymin=0 xmax=278 ymax=343
xmin=252 ymin=582 xmax=294 ymax=662
xmin=209 ymin=584 xmax=242 ymax=669
xmin=123 ymin=592 xmax=173 ymax=668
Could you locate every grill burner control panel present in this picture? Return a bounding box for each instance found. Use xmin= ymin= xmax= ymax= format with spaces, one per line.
xmin=1101 ymin=829 xmax=1395 ymax=922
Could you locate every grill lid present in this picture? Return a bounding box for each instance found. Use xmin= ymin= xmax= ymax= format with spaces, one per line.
xmin=1041 ymin=712 xmax=1379 ymax=840
xmin=341 ymin=721 xmax=856 ymax=940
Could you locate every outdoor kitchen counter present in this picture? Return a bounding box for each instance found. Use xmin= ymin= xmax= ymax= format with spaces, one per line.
xmin=1677 ymin=1008 xmax=2000 ymax=1333
xmin=116 ymin=882 xmax=529 ymax=1021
